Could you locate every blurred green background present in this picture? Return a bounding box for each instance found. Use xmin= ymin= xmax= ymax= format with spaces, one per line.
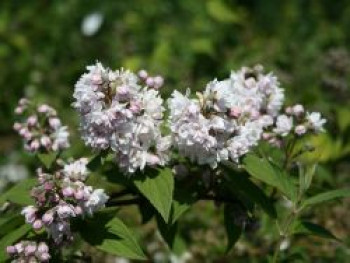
xmin=1 ymin=0 xmax=350 ymax=262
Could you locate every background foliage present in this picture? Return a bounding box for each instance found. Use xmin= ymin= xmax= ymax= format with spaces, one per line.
xmin=1 ymin=0 xmax=350 ymax=262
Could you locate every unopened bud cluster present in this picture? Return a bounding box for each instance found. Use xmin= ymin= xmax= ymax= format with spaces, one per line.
xmin=73 ymin=63 xmax=171 ymax=173
xmin=13 ymin=98 xmax=70 ymax=153
xmin=6 ymin=241 xmax=50 ymax=262
xmin=21 ymin=158 xmax=108 ymax=245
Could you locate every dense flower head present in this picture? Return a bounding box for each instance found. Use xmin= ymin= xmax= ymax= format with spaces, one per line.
xmin=21 ymin=158 xmax=108 ymax=245
xmin=6 ymin=241 xmax=50 ymax=262
xmin=13 ymin=98 xmax=70 ymax=153
xmin=168 ymin=65 xmax=284 ymax=167
xmin=168 ymin=65 xmax=327 ymax=167
xmin=73 ymin=62 xmax=171 ymax=174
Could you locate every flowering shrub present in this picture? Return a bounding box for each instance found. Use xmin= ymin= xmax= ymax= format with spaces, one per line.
xmin=1 ymin=63 xmax=349 ymax=263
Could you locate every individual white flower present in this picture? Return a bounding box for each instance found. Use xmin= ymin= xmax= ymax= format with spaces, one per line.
xmin=306 ymin=112 xmax=326 ymax=132
xmin=83 ymin=189 xmax=109 ymax=215
xmin=63 ymin=158 xmax=89 ymax=181
xmin=274 ymin=115 xmax=293 ymax=136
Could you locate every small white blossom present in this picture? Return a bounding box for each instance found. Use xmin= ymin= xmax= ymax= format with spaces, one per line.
xmin=307 ymin=112 xmax=326 ymax=132
xmin=274 ymin=115 xmax=293 ymax=136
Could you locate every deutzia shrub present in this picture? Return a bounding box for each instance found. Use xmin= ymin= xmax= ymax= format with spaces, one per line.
xmin=2 ymin=63 xmax=348 ymax=263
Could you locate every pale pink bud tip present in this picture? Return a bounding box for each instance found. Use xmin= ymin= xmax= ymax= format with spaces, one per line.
xmin=62 ymin=187 xmax=74 ymax=197
xmin=33 ymin=220 xmax=43 ymax=230
xmin=153 ymin=76 xmax=164 ymax=89
xmin=6 ymin=246 xmax=16 ymax=254
xmin=229 ymin=107 xmax=241 ymax=118
xmin=138 ymin=69 xmax=148 ymax=79
xmin=146 ymin=77 xmax=154 ymax=87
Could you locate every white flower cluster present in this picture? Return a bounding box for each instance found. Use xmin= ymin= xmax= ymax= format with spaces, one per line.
xmin=13 ymin=98 xmax=70 ymax=153
xmin=73 ymin=62 xmax=170 ymax=173
xmin=21 ymin=158 xmax=108 ymax=245
xmin=168 ymin=65 xmax=284 ymax=168
xmin=261 ymin=104 xmax=327 ymax=146
xmin=7 ymin=241 xmax=50 ymax=262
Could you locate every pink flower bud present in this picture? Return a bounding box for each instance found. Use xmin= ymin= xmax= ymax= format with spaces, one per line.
xmin=49 ymin=118 xmax=61 ymax=129
xmin=74 ymin=206 xmax=83 ymax=215
xmin=62 ymin=187 xmax=74 ymax=197
xmin=30 ymin=140 xmax=40 ymax=151
xmin=40 ymin=136 xmax=52 ymax=148
xmin=146 ymin=154 xmax=160 ymax=166
xmin=13 ymin=122 xmax=22 ymax=131
xmin=19 ymin=128 xmax=28 ymax=136
xmin=15 ymin=243 xmax=24 ymax=253
xmin=6 ymin=246 xmax=16 ymax=255
xmin=229 ymin=107 xmax=241 ymax=118
xmin=38 ymin=104 xmax=50 ymax=113
xmin=42 ymin=212 xmax=54 ymax=225
xmin=153 ymin=76 xmax=164 ymax=89
xmin=285 ymin=106 xmax=293 ymax=114
xmin=39 ymin=252 xmax=51 ymax=261
xmin=295 ymin=125 xmax=306 ymax=135
xmin=262 ymin=132 xmax=271 ymax=140
xmin=146 ymin=77 xmax=154 ymax=87
xmin=24 ymin=244 xmax=37 ymax=256
xmin=138 ymin=69 xmax=148 ymax=79
xmin=117 ymin=85 xmax=129 ymax=97
xmin=19 ymin=98 xmax=28 ymax=106
xmin=27 ymin=115 xmax=38 ymax=126
xmin=23 ymin=131 xmax=33 ymax=140
xmin=129 ymin=101 xmax=141 ymax=114
xmin=37 ymin=242 xmax=49 ymax=254
xmin=74 ymin=189 xmax=85 ymax=200
xmin=250 ymin=110 xmax=260 ymax=120
xmin=33 ymin=219 xmax=43 ymax=230
xmin=14 ymin=106 xmax=23 ymax=114
xmin=91 ymin=73 xmax=102 ymax=85
xmin=292 ymin=104 xmax=304 ymax=116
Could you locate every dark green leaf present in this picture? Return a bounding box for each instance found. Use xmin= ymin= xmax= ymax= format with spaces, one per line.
xmin=133 ymin=168 xmax=174 ymax=222
xmin=222 ymin=165 xmax=277 ymax=218
xmin=224 ymin=204 xmax=242 ymax=252
xmin=170 ymin=187 xmax=197 ymax=224
xmin=37 ymin=152 xmax=57 ymax=169
xmin=80 ymin=210 xmax=146 ymax=260
xmin=293 ymin=221 xmax=340 ymax=241
xmin=0 ymin=214 xmax=25 ymax=238
xmin=243 ymin=155 xmax=297 ymax=201
xmin=156 ymin=215 xmax=178 ymax=249
xmin=0 ymin=178 xmax=36 ymax=205
xmin=303 ymin=188 xmax=350 ymax=207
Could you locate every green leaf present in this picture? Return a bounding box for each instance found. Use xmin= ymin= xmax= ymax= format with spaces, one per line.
xmin=206 ymin=0 xmax=241 ymax=24
xmin=222 ymin=165 xmax=277 ymax=218
xmin=80 ymin=210 xmax=146 ymax=260
xmin=224 ymin=204 xmax=242 ymax=252
xmin=170 ymin=187 xmax=197 ymax=224
xmin=156 ymin=215 xmax=178 ymax=249
xmin=0 ymin=178 xmax=36 ymax=205
xmin=243 ymin=155 xmax=297 ymax=201
xmin=37 ymin=152 xmax=57 ymax=169
xmin=0 ymin=214 xmax=25 ymax=238
xmin=299 ymin=163 xmax=317 ymax=194
xmin=303 ymin=189 xmax=350 ymax=207
xmin=0 ymin=224 xmax=31 ymax=261
xmin=133 ymin=168 xmax=174 ymax=222
xmin=293 ymin=221 xmax=339 ymax=241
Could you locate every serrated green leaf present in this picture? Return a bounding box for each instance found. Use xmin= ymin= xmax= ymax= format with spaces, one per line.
xmin=224 ymin=204 xmax=242 ymax=253
xmin=0 ymin=178 xmax=36 ymax=205
xmin=243 ymin=155 xmax=297 ymax=201
xmin=80 ymin=211 xmax=146 ymax=260
xmin=0 ymin=224 xmax=31 ymax=261
xmin=133 ymin=168 xmax=174 ymax=222
xmin=37 ymin=152 xmax=57 ymax=169
xmin=303 ymin=188 xmax=350 ymax=207
xmin=293 ymin=221 xmax=339 ymax=241
xmin=222 ymin=165 xmax=277 ymax=218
